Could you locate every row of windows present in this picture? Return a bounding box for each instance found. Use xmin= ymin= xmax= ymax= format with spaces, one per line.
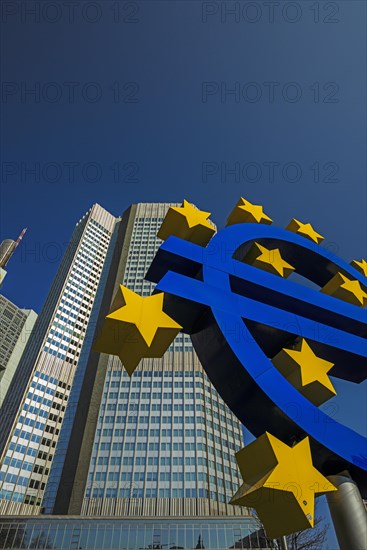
xmin=0 ymin=518 xmax=271 ymax=550
xmin=90 ymin=218 xmax=112 ymax=235
xmin=34 ymin=371 xmax=58 ymax=386
xmin=13 ymin=430 xmax=41 ymax=444
xmin=23 ymin=404 xmax=50 ymax=419
xmin=107 ymin=370 xmax=205 ymax=379
xmin=25 ymin=392 xmax=53 ymax=408
xmin=49 ymin=329 xmax=70 ymax=344
xmin=46 ymin=339 xmax=72 ymax=353
xmin=91 ymin=455 xmax=213 ymax=468
xmin=88 ymin=487 xmax=216 ymax=499
xmin=18 ymin=416 xmax=45 ymax=431
xmin=2 ymin=457 xmax=33 ymax=472
xmin=30 ymin=381 xmax=55 ymax=396
xmin=92 ymin=466 xmax=239 ymax=486
xmin=106 ymin=380 xmax=203 ymax=389
xmin=98 ymin=414 xmax=208 ymax=424
xmin=98 ymin=413 xmax=230 ymax=432
xmin=43 ymin=346 xmax=66 ymax=360
xmin=99 ymin=400 xmax=236 ymax=426
xmin=8 ymin=442 xmax=38 ymax=458
xmin=0 ymin=471 xmax=29 ymax=487
xmin=104 ymin=392 xmax=206 ymax=402
xmin=104 ymin=373 xmax=232 ymax=411
xmin=50 ymin=317 xmax=74 ymax=334
xmin=0 ymin=488 xmax=25 ymax=502
xmin=98 ymin=428 xmax=211 ymax=439
xmin=93 ymin=442 xmax=222 ymax=455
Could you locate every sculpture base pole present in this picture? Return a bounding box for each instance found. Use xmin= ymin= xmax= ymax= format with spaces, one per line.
xmin=326 ymin=470 xmax=367 ymax=550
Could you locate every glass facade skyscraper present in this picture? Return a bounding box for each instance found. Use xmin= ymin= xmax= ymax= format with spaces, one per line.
xmin=44 ymin=203 xmax=247 ymax=519
xmin=0 ymin=205 xmax=116 ymax=514
xmin=82 ymin=356 xmax=244 ymax=517
xmin=0 ymin=202 xmax=273 ymax=549
xmin=84 ymin=204 xmax=244 ymax=517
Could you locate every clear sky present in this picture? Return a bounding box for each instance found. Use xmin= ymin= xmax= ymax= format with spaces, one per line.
xmin=1 ymin=2 xmax=366 ymax=548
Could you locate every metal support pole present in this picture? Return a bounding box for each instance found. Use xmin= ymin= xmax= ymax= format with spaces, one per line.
xmin=278 ymin=535 xmax=289 ymax=550
xmin=326 ymin=470 xmax=367 ymax=550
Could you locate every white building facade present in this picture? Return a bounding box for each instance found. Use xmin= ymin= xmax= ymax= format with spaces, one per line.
xmin=0 ymin=295 xmax=37 ymax=407
xmin=0 ymin=205 xmax=116 ymax=514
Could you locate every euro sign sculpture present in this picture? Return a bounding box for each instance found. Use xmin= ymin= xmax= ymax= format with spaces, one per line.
xmin=95 ymin=198 xmax=367 ymax=539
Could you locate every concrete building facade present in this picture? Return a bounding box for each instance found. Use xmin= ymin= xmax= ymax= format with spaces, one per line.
xmin=0 ymin=295 xmax=37 ymax=407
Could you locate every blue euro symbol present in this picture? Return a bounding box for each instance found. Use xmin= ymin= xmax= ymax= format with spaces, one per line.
xmin=146 ymin=223 xmax=367 ymax=494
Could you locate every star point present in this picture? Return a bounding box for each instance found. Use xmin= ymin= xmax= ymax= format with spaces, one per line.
xmin=272 ymin=338 xmax=336 ymax=406
xmin=94 ymin=285 xmax=182 ymax=375
xmin=286 ymin=219 xmax=324 ymax=244
xmin=351 ymin=258 xmax=367 ymax=278
xmin=321 ymin=272 xmax=367 ymax=307
xmin=245 ymin=242 xmax=295 ymax=278
xmin=230 ymin=433 xmax=336 ymax=539
xmin=157 ymin=200 xmax=215 ymax=245
xmin=226 ymin=197 xmax=273 ymax=226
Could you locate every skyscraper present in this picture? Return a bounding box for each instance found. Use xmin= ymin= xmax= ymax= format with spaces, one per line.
xmin=0 ymin=202 xmax=272 ymax=549
xmin=0 ymin=295 xmax=37 ymax=406
xmin=44 ymin=203 xmax=246 ymax=519
xmin=0 ymin=205 xmax=116 ymax=513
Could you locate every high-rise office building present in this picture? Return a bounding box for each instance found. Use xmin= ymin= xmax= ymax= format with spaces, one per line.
xmin=0 ymin=203 xmax=272 ymax=549
xmin=0 ymin=295 xmax=37 ymax=406
xmin=0 ymin=205 xmax=116 ymax=514
xmin=44 ymin=203 xmax=246 ymax=519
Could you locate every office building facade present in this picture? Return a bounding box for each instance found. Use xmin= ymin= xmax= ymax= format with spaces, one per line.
xmin=0 ymin=295 xmax=37 ymax=406
xmin=0 ymin=205 xmax=116 ymax=514
xmin=0 ymin=202 xmax=273 ymax=549
xmin=45 ymin=203 xmax=247 ymax=519
xmin=0 ymin=516 xmax=274 ymax=549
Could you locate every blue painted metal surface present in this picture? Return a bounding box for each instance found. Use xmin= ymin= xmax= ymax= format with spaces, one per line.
xmin=146 ymin=223 xmax=367 ymax=494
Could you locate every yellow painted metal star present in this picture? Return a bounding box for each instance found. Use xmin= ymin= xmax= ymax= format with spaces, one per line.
xmin=157 ymin=200 xmax=215 ymax=245
xmin=321 ymin=272 xmax=367 ymax=307
xmin=94 ymin=285 xmax=182 ymax=375
xmin=226 ymin=197 xmax=273 ymax=226
xmin=230 ymin=433 xmax=337 ymax=538
xmin=245 ymin=242 xmax=295 ymax=278
xmin=272 ymin=339 xmax=336 ymax=406
xmin=351 ymin=259 xmax=367 ymax=278
xmin=286 ymin=219 xmax=324 ymax=244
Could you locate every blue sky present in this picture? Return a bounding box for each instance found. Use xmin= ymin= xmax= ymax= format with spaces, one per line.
xmin=1 ymin=2 xmax=366 ymax=547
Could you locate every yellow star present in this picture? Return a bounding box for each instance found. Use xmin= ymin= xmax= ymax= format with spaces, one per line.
xmin=272 ymin=339 xmax=336 ymax=406
xmin=321 ymin=272 xmax=367 ymax=307
xmin=157 ymin=200 xmax=215 ymax=245
xmin=226 ymin=197 xmax=272 ymax=226
xmin=286 ymin=219 xmax=324 ymax=244
xmin=351 ymin=258 xmax=367 ymax=278
xmin=230 ymin=433 xmax=336 ymax=539
xmin=94 ymin=285 xmax=182 ymax=375
xmin=244 ymin=242 xmax=295 ymax=278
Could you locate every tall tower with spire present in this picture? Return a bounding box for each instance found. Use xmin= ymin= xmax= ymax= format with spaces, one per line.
xmin=0 ymin=228 xmax=27 ymax=286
